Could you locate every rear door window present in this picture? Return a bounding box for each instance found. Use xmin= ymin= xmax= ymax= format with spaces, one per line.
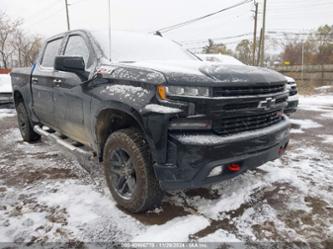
xmin=41 ymin=38 xmax=63 ymax=68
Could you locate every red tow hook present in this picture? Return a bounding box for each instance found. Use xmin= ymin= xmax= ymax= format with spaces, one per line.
xmin=227 ymin=163 xmax=241 ymax=172
xmin=279 ymin=143 xmax=288 ymax=155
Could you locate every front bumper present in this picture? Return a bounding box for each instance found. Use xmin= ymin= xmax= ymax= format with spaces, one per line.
xmin=154 ymin=118 xmax=290 ymax=190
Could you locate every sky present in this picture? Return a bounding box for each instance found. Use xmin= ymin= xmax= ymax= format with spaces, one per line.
xmin=1 ymin=0 xmax=333 ymax=51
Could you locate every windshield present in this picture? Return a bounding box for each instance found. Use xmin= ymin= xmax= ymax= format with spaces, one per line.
xmin=197 ymin=54 xmax=244 ymax=65
xmin=92 ymin=31 xmax=196 ymax=62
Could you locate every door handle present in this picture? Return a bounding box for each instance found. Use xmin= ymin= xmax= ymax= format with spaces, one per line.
xmin=53 ymin=79 xmax=62 ymax=87
xmin=32 ymin=77 xmax=38 ymax=84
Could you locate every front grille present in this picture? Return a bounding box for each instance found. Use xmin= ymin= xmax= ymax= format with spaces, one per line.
xmin=213 ymin=111 xmax=283 ymax=135
xmin=222 ymin=96 xmax=288 ymax=111
xmin=213 ymin=83 xmax=285 ymax=97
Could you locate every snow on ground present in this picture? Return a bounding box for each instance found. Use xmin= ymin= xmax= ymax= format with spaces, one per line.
xmin=133 ymin=215 xmax=209 ymax=242
xmin=290 ymin=118 xmax=322 ymax=134
xmin=0 ymin=109 xmax=16 ymax=119
xmin=0 ymin=94 xmax=333 ymax=245
xmin=318 ymin=135 xmax=333 ymax=144
xmin=0 ymin=127 xmax=145 ymax=243
xmin=299 ymin=95 xmax=333 ymax=113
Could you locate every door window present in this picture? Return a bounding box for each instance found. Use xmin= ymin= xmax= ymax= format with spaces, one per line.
xmin=64 ymin=35 xmax=90 ymax=67
xmin=41 ymin=38 xmax=63 ymax=68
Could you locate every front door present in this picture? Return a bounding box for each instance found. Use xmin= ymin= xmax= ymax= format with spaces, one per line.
xmin=53 ymin=34 xmax=93 ymax=145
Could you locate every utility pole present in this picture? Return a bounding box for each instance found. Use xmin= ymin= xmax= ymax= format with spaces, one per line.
xmin=260 ymin=0 xmax=267 ymax=66
xmin=252 ymin=1 xmax=259 ymax=66
xmin=107 ymin=0 xmax=111 ymax=59
xmin=301 ymin=41 xmax=305 ymax=84
xmin=65 ymin=0 xmax=70 ymax=31
xmin=257 ymin=28 xmax=263 ymax=66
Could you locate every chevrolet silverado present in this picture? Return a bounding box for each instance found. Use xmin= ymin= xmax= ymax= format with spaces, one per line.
xmin=11 ymin=30 xmax=290 ymax=213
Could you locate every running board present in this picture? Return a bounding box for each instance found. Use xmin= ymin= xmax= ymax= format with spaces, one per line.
xmin=33 ymin=125 xmax=96 ymax=172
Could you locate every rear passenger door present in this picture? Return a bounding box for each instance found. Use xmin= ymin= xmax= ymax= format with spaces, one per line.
xmin=32 ymin=37 xmax=63 ymax=127
xmin=53 ymin=33 xmax=94 ymax=144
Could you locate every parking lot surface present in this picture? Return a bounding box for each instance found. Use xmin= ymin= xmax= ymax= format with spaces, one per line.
xmin=0 ymin=94 xmax=332 ymax=246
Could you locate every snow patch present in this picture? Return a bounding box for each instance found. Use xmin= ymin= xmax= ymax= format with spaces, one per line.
xmin=315 ymin=85 xmax=332 ymax=91
xmin=290 ymin=129 xmax=304 ymax=134
xmin=101 ymin=84 xmax=149 ymax=98
xmin=175 ymin=120 xmax=289 ymax=145
xmin=290 ymin=119 xmax=322 ymax=130
xmin=299 ymin=95 xmax=333 ymax=112
xmin=318 ymin=135 xmax=333 ymax=144
xmin=0 ymin=109 xmax=16 ymax=119
xmin=320 ymin=112 xmax=333 ymax=119
xmin=199 ymin=229 xmax=241 ymax=243
xmin=37 ymin=181 xmax=145 ymax=241
xmin=132 ymin=215 xmax=209 ymax=242
xmin=143 ymin=104 xmax=182 ymax=114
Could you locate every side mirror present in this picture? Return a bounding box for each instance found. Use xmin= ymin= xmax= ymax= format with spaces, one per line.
xmin=54 ymin=56 xmax=88 ymax=80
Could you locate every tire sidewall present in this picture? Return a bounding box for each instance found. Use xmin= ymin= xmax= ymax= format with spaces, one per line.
xmin=16 ymin=102 xmax=30 ymax=140
xmin=103 ymin=131 xmax=150 ymax=212
xmin=16 ymin=102 xmax=40 ymax=142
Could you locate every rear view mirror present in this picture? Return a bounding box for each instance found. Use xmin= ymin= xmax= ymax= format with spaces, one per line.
xmin=54 ymin=56 xmax=88 ymax=80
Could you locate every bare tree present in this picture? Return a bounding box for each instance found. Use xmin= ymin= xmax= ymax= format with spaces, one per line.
xmin=235 ymin=39 xmax=253 ymax=65
xmin=12 ymin=30 xmax=42 ymax=67
xmin=0 ymin=12 xmax=42 ymax=68
xmin=0 ymin=12 xmax=22 ymax=68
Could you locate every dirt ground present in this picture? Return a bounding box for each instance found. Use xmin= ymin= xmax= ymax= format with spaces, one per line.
xmin=0 ymin=95 xmax=332 ymax=248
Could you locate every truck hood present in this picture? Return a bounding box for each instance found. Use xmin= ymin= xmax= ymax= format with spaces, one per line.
xmin=130 ymin=60 xmax=286 ymax=86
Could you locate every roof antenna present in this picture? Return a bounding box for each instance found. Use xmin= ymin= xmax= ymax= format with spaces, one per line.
xmin=107 ymin=0 xmax=111 ymax=60
xmin=154 ymin=31 xmax=163 ymax=37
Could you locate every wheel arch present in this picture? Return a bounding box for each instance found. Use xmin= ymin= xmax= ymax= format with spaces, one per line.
xmin=94 ymin=107 xmax=156 ymax=162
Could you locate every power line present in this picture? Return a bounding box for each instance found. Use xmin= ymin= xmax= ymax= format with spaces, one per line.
xmin=156 ymin=0 xmax=253 ymax=33
xmin=24 ymin=6 xmax=65 ymax=27
xmin=180 ymin=29 xmax=330 ymax=46
xmin=181 ymin=33 xmax=253 ymax=45
xmin=23 ymin=0 xmax=62 ymax=24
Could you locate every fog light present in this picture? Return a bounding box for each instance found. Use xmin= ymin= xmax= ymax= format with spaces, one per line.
xmin=208 ymin=166 xmax=223 ymax=177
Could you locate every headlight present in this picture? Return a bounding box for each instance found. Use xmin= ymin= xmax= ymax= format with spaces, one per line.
xmin=166 ymin=86 xmax=210 ymax=97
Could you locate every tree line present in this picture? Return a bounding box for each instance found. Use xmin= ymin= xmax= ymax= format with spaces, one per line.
xmin=0 ymin=12 xmax=42 ymax=68
xmin=202 ymin=25 xmax=333 ymax=66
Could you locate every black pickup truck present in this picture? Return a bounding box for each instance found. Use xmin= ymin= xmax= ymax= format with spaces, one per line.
xmin=11 ymin=29 xmax=290 ymax=213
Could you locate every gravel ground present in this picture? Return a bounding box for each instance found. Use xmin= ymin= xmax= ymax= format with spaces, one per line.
xmin=0 ymin=94 xmax=332 ymax=248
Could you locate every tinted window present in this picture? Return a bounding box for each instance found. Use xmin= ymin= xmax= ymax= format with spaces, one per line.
xmin=64 ymin=35 xmax=90 ymax=67
xmin=41 ymin=38 xmax=63 ymax=67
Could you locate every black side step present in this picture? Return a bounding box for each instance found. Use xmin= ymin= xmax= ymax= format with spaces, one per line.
xmin=33 ymin=125 xmax=96 ymax=173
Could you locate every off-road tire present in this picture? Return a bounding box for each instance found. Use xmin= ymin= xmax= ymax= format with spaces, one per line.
xmin=16 ymin=102 xmax=40 ymax=142
xmin=103 ymin=128 xmax=164 ymax=213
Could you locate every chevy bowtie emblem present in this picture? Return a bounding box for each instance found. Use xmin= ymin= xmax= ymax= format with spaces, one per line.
xmin=258 ymin=97 xmax=276 ymax=110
